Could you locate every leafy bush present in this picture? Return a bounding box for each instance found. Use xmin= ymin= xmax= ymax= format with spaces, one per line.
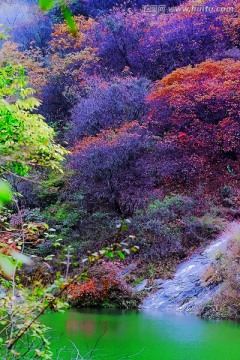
xmin=132 ymin=195 xmax=224 ymax=260
xmin=67 ymin=260 xmax=139 ymax=308
xmin=70 ymin=122 xmax=150 ymax=215
xmin=0 ymin=63 xmax=68 ymax=175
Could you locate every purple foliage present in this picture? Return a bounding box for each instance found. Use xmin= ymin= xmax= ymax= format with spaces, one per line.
xmin=0 ymin=1 xmax=53 ymax=52
xmin=69 ymin=126 xmax=200 ymax=216
xmin=69 ymin=126 xmax=151 ymax=215
xmin=71 ymin=0 xmax=183 ymax=17
xmin=39 ymin=81 xmax=72 ymax=127
xmin=88 ymin=6 xmax=232 ymax=80
xmin=70 ymin=77 xmax=150 ymax=140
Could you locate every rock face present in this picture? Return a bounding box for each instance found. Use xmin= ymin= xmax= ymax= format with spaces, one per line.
xmin=134 ymin=279 xmax=149 ymax=292
xmin=142 ymin=235 xmax=229 ymax=314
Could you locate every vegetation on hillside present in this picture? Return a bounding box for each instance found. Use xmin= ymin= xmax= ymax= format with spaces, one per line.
xmin=0 ymin=0 xmax=239 ymax=356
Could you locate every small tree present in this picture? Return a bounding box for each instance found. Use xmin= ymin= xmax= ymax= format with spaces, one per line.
xmin=0 ymin=59 xmax=68 ymax=358
xmin=0 ymin=63 xmax=67 ymax=176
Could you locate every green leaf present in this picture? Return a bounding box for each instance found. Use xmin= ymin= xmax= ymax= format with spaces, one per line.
xmin=61 ymin=5 xmax=77 ymax=36
xmin=39 ymin=0 xmax=54 ymax=11
xmin=131 ymin=246 xmax=139 ymax=253
xmin=118 ymin=251 xmax=125 ymax=260
xmin=0 ymin=255 xmax=15 ymax=279
xmin=0 ymin=64 xmax=69 ymax=175
xmin=121 ymin=224 xmax=128 ymax=231
xmin=106 ymin=251 xmax=114 ymax=258
xmin=0 ymin=180 xmax=12 ymax=207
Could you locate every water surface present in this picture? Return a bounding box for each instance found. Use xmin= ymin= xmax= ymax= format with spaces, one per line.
xmin=42 ymin=309 xmax=240 ymax=360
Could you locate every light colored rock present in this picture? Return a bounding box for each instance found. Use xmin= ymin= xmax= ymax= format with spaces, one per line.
xmin=121 ymin=262 xmax=138 ymax=277
xmin=133 ymin=279 xmax=148 ymax=292
xmin=142 ymin=231 xmax=230 ymax=314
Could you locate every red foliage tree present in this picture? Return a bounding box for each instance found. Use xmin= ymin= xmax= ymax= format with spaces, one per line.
xmin=147 ymin=59 xmax=240 ymax=177
xmin=67 ymin=261 xmax=132 ymax=307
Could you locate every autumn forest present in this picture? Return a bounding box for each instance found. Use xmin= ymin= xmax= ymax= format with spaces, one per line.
xmin=0 ymin=0 xmax=240 ymax=358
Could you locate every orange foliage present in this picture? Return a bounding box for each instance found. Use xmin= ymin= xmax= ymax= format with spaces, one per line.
xmin=219 ymin=0 xmax=240 ymax=47
xmin=149 ymin=59 xmax=239 ymax=103
xmin=67 ymin=261 xmax=129 ymax=307
xmin=50 ymin=16 xmax=96 ymax=51
xmin=148 ymin=59 xmax=240 ymax=148
xmin=48 ymin=16 xmax=97 ymax=95
xmin=2 ymin=17 xmax=98 ymax=99
xmin=0 ymin=41 xmax=47 ymax=94
xmin=147 ymin=59 xmax=240 ymax=178
xmin=68 ymin=279 xmax=98 ymax=301
xmin=72 ymin=121 xmax=145 ymax=153
xmin=0 ymin=233 xmax=18 ymax=254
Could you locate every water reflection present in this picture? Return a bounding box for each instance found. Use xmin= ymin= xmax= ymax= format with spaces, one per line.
xmin=142 ymin=310 xmax=206 ymax=343
xmin=42 ymin=309 xmax=240 ymax=360
xmin=66 ymin=309 xmax=128 ymax=339
xmin=66 ymin=316 xmax=96 ymax=336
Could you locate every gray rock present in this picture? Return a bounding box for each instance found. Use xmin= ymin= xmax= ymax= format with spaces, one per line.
xmin=152 ymin=279 xmax=164 ymax=287
xmin=121 ymin=263 xmax=138 ymax=277
xmin=142 ymin=231 xmax=230 ymax=314
xmin=133 ymin=279 xmax=148 ymax=292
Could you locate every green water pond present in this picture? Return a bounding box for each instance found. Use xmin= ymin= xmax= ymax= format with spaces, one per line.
xmin=42 ymin=309 xmax=240 ymax=360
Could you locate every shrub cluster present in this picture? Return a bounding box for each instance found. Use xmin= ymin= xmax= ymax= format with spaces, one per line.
xmin=67 ymin=260 xmax=140 ymax=308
